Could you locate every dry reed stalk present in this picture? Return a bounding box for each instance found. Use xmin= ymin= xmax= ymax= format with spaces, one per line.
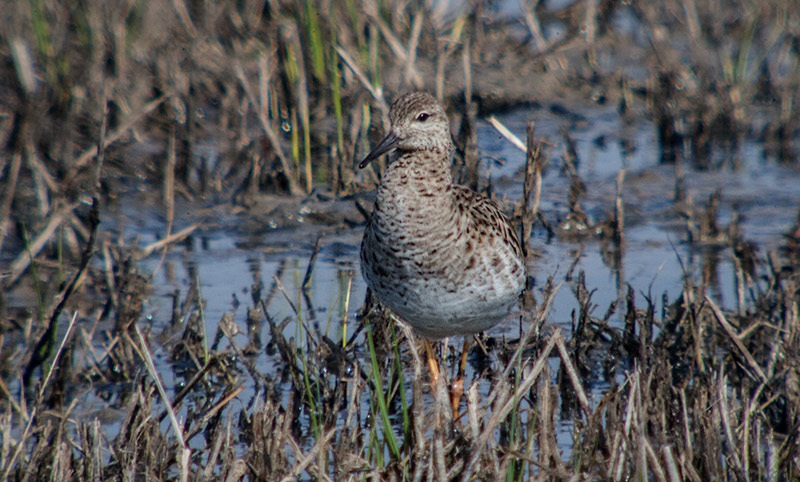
xmin=184 ymin=385 xmax=244 ymax=441
xmin=679 ymin=388 xmax=693 ymax=455
xmin=554 ymin=332 xmax=592 ymax=416
xmin=26 ymin=148 xmax=59 ymax=194
xmin=362 ymin=1 xmax=423 ymax=88
xmin=335 ymin=45 xmax=387 ymax=112
xmin=5 ymin=201 xmax=80 ymax=286
xmin=520 ymin=0 xmax=564 ymax=70
xmin=281 ymin=428 xmax=336 ymax=482
xmin=681 ymin=0 xmax=701 ymax=41
xmin=733 ymin=249 xmax=747 ymax=317
xmin=302 ymin=236 xmax=323 ymax=291
xmin=0 ymin=311 xmax=78 ymax=480
xmin=462 ymin=35 xmax=472 ymax=103
xmin=138 ymin=223 xmax=199 ymax=258
xmin=461 ymin=331 xmax=559 ymax=481
xmin=662 ymin=445 xmax=681 ymax=482
xmin=148 ymin=125 xmax=176 ymax=280
xmin=0 ymin=152 xmax=22 ymax=253
xmin=134 ymin=323 xmax=190 ymax=482
xmin=717 ymin=370 xmax=745 ymax=479
xmin=433 ymin=25 xmax=449 ymax=101
xmin=77 ymin=326 xmax=110 ymax=385
xmin=9 ymin=37 xmax=36 ymax=94
xmin=583 ymin=0 xmax=599 ymax=45
xmin=38 ymin=311 xmax=79 ymax=400
xmin=344 ymin=101 xmax=365 ymax=185
xmin=537 ymin=362 xmax=559 ymax=469
xmin=486 ymin=115 xmax=527 ymax=152
xmin=644 ymin=437 xmax=667 ymax=482
xmin=705 ymin=295 xmax=767 ymax=382
xmin=434 ymin=432 xmax=447 ymax=480
xmin=432 ymin=359 xmax=453 ymax=429
xmin=224 ymin=460 xmax=248 ymax=482
xmin=466 ymin=382 xmax=480 ymax=440
xmin=610 ymin=371 xmax=638 ymax=479
xmin=72 ymin=95 xmax=168 ymax=171
xmin=396 ymin=320 xmax=428 ymax=478
xmin=0 ymin=378 xmax=23 ymax=419
xmin=521 ymin=122 xmax=542 ymax=255
xmin=404 ymin=9 xmax=424 ymax=89
xmin=273 ymin=274 xmax=299 ymax=317
xmin=101 ymin=235 xmax=118 ymax=310
xmin=23 ymin=199 xmax=98 ymax=387
xmin=206 ymin=408 xmax=234 ymax=480
xmin=92 ymin=81 xmax=109 ymax=194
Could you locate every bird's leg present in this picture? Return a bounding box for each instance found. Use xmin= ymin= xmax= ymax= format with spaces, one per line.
xmin=423 ymin=338 xmax=441 ymax=383
xmin=459 ymin=337 xmax=470 ymax=375
xmin=450 ymin=337 xmax=471 ymax=418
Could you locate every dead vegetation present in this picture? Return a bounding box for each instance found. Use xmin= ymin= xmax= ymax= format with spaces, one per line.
xmin=1 ymin=0 xmax=800 ymax=480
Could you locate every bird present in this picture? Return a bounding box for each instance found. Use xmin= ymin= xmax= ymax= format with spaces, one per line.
xmin=359 ymin=92 xmax=526 ymax=410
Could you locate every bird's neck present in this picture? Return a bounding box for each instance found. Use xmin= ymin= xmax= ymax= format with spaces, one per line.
xmin=384 ymin=146 xmax=453 ymax=190
xmin=374 ymin=147 xmax=456 ymax=221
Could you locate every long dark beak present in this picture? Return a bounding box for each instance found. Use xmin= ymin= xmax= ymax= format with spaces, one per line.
xmin=359 ymin=131 xmax=400 ymax=169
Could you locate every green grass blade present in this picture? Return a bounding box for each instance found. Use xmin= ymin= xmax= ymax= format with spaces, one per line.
xmin=366 ymin=321 xmax=401 ymax=459
xmin=304 ymin=0 xmax=326 ymax=83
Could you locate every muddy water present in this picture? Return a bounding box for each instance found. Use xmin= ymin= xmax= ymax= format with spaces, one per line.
xmin=111 ymin=103 xmax=798 ymax=453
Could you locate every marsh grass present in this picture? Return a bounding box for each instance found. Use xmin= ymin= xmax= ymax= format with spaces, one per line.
xmin=1 ymin=0 xmax=800 ymax=480
xmin=2 ymin=236 xmax=800 ymax=479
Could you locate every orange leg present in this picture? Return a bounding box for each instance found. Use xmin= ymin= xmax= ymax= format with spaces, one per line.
xmin=423 ymin=338 xmax=440 ymax=383
xmin=450 ymin=338 xmax=471 ymax=419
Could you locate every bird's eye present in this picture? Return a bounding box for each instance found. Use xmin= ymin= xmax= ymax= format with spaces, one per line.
xmin=415 ymin=112 xmax=430 ymax=122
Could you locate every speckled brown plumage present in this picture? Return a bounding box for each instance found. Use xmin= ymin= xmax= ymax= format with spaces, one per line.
xmin=360 ymin=92 xmax=526 ymax=339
